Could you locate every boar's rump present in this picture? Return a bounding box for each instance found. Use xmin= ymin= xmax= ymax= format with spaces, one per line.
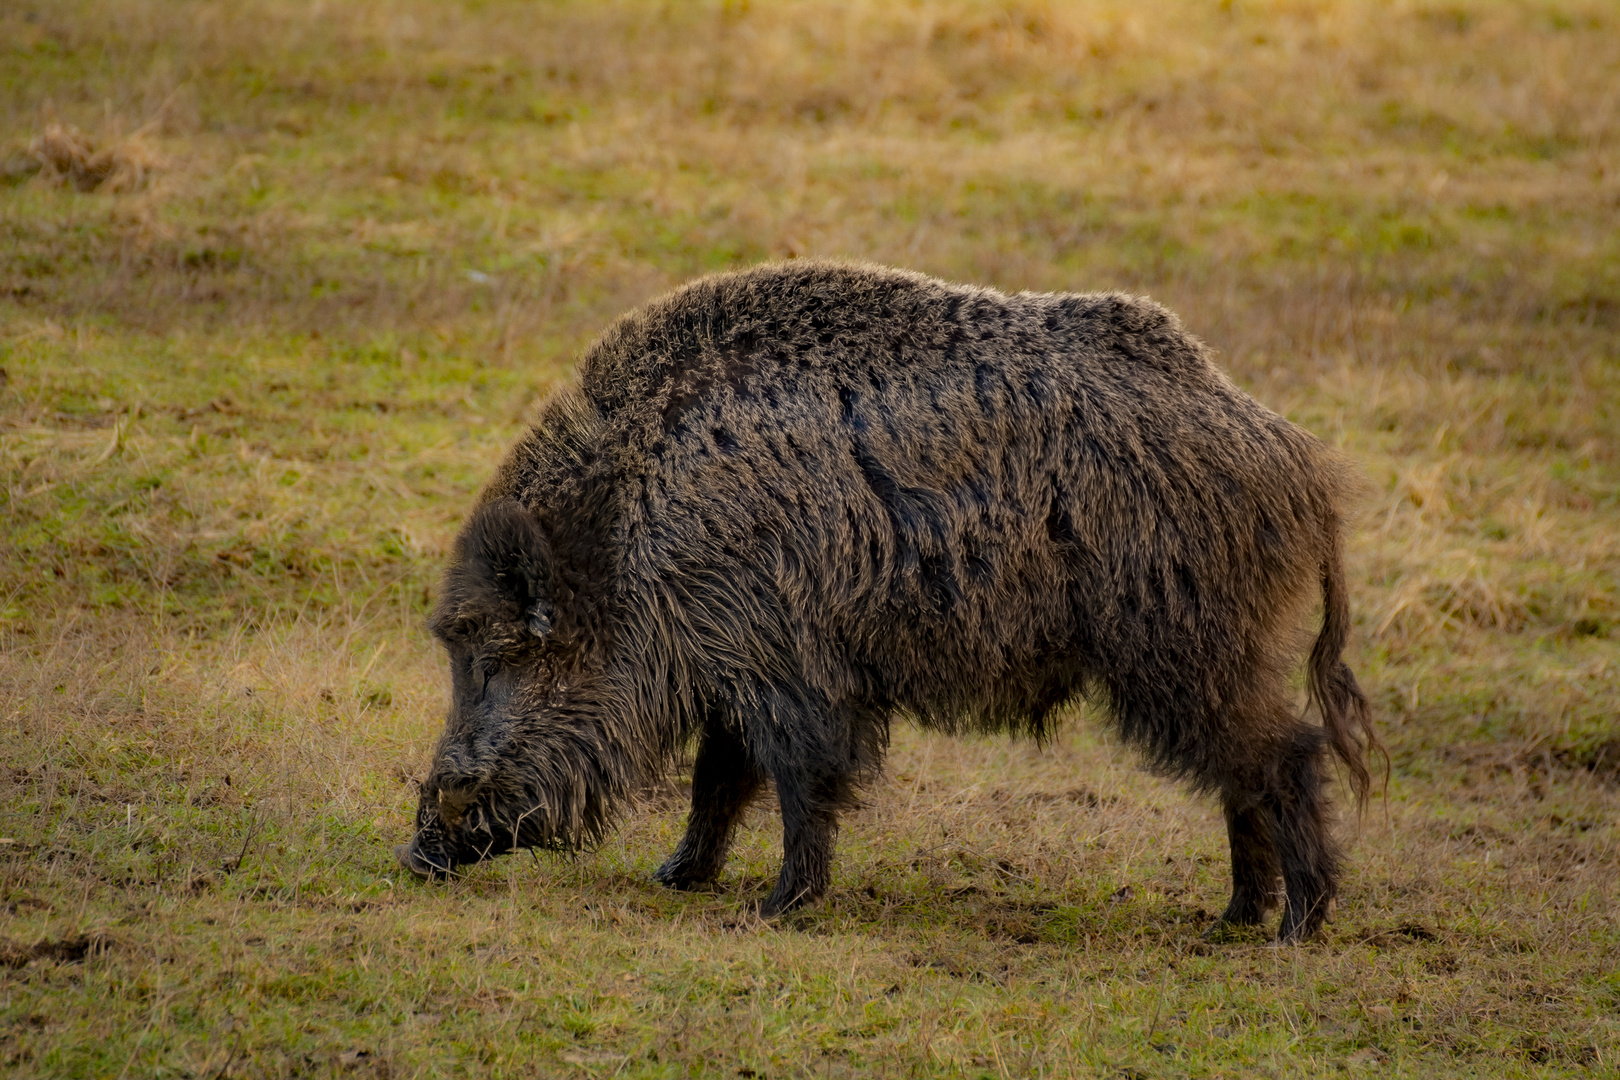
xmin=398 ymin=260 xmax=1378 ymax=942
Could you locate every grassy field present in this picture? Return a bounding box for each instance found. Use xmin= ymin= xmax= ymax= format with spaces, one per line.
xmin=2 ymin=0 xmax=1618 ymax=1076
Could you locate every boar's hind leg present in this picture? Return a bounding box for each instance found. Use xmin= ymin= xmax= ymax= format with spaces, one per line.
xmin=1220 ymin=722 xmax=1340 ymax=942
xmin=1215 ymin=799 xmax=1283 ymax=930
xmin=654 ymin=722 xmax=763 ymax=891
xmin=1268 ymin=723 xmax=1341 ymax=942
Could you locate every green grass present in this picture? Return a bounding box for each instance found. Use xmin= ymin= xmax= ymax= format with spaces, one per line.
xmin=2 ymin=1 xmax=1618 ymax=1076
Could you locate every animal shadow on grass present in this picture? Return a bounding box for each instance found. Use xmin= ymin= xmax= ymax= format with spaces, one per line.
xmin=814 ymin=888 xmax=1232 ymax=948
xmin=622 ymin=858 xmax=1242 ymax=954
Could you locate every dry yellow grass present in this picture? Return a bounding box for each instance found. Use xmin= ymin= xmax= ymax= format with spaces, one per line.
xmin=23 ymin=123 xmax=166 ymax=194
xmin=1 ymin=0 xmax=1617 ymax=1076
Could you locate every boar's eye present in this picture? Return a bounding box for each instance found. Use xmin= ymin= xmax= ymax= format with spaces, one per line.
xmin=526 ymin=599 xmax=553 ymax=639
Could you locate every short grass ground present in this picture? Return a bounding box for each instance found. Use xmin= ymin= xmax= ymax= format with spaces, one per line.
xmin=1 ymin=1 xmax=1617 ymax=1076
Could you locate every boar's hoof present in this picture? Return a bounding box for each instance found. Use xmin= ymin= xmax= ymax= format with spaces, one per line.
xmin=395 ymin=842 xmax=453 ymax=881
xmin=758 ymin=888 xmax=815 ymax=920
xmin=651 ymin=863 xmax=701 ymax=892
xmin=652 ymin=849 xmax=723 ymax=892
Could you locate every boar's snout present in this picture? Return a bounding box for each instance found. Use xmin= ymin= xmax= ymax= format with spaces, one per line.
xmin=395 ymin=839 xmax=453 ymax=880
xmin=397 ymin=773 xmax=486 ymax=881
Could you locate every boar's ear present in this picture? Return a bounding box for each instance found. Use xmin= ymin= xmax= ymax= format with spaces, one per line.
xmin=458 ymin=499 xmax=555 ymax=634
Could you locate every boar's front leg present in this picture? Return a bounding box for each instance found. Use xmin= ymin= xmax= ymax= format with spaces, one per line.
xmin=654 ymin=720 xmax=763 ymax=891
xmin=760 ymin=768 xmax=843 ymax=918
xmin=755 ymin=699 xmax=874 ymax=917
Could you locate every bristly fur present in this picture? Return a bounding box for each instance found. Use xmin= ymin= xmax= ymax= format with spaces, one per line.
xmin=401 ymin=260 xmax=1380 ymax=942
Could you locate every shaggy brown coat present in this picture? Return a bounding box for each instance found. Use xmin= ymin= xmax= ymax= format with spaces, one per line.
xmin=399 ymin=261 xmax=1376 ymax=942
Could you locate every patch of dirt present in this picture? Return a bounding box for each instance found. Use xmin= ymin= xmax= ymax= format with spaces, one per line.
xmin=1359 ymin=923 xmax=1441 ymax=948
xmin=2 ymin=896 xmax=54 ymax=916
xmin=1555 ymin=737 xmax=1620 ymax=783
xmin=1444 ymin=736 xmax=1620 ymax=787
xmin=906 ymin=948 xmax=1009 ymax=983
xmin=977 ymin=901 xmax=1059 ymax=944
xmin=1016 ymin=786 xmax=1116 ymax=808
xmin=0 ymin=933 xmax=115 ymax=968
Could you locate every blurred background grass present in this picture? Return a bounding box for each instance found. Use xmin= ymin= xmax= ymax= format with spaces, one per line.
xmin=1 ymin=1 xmax=1617 ymax=1077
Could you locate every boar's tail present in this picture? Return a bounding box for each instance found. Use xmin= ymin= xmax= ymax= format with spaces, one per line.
xmin=1305 ymin=512 xmax=1384 ymax=812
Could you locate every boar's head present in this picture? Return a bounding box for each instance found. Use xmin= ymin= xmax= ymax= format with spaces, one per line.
xmin=397 ymin=498 xmax=624 ymax=879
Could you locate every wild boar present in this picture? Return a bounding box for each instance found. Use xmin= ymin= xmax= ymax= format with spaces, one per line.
xmin=397 ymin=260 xmax=1377 ymax=942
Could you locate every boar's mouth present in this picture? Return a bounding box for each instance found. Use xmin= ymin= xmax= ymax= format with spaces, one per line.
xmin=395 ymin=829 xmax=576 ymax=881
xmin=397 ymin=785 xmax=581 ymax=881
xmin=395 ymin=784 xmax=482 ymax=880
xmin=394 ymin=838 xmax=456 ymax=880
